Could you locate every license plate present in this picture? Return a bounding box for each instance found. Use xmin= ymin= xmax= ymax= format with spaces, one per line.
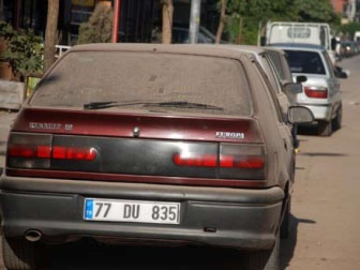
xmin=84 ymin=198 xmax=181 ymax=225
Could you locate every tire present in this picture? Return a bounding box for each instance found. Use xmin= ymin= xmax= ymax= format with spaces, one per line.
xmin=241 ymin=233 xmax=280 ymax=270
xmin=280 ymin=199 xmax=291 ymax=239
xmin=318 ymin=120 xmax=332 ymax=137
xmin=2 ymin=237 xmax=38 ymax=270
xmin=332 ymin=107 xmax=342 ymax=131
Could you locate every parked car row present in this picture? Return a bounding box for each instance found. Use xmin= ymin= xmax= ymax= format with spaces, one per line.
xmin=0 ymin=43 xmax=316 ymax=270
xmin=270 ymin=43 xmax=345 ymax=137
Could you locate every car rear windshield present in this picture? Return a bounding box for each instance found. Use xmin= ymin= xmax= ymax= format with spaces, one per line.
xmin=285 ymin=50 xmax=326 ymax=75
xmin=30 ymin=51 xmax=252 ymax=116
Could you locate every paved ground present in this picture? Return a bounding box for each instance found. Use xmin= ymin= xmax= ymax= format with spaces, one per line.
xmin=0 ymin=56 xmax=359 ymax=269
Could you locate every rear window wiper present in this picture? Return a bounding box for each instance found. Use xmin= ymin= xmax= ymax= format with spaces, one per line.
xmin=83 ymin=101 xmax=223 ymax=111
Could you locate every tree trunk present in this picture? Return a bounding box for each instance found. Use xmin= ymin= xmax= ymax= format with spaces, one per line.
xmin=215 ymin=0 xmax=226 ymax=44
xmin=0 ymin=0 xmax=4 ymax=21
xmin=162 ymin=0 xmax=174 ymax=44
xmin=44 ymin=0 xmax=59 ymax=72
xmin=237 ymin=16 xmax=243 ymax=44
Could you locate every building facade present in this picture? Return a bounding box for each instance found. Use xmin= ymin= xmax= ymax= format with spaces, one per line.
xmin=1 ymin=0 xmax=220 ymax=45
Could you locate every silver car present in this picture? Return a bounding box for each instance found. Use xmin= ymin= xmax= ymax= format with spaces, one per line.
xmin=273 ymin=44 xmax=344 ymax=136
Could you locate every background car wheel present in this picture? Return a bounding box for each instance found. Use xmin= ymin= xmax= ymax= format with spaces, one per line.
xmin=2 ymin=237 xmax=38 ymax=270
xmin=318 ymin=120 xmax=332 ymax=137
xmin=332 ymin=107 xmax=342 ymax=131
xmin=241 ymin=233 xmax=280 ymax=270
xmin=280 ymin=198 xmax=291 ymax=239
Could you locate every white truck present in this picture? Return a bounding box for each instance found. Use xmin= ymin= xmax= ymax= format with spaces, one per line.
xmin=354 ymin=31 xmax=360 ymax=44
xmin=264 ymin=22 xmax=337 ymax=63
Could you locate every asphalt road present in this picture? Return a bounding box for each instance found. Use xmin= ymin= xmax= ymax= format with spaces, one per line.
xmin=0 ymin=56 xmax=360 ymax=269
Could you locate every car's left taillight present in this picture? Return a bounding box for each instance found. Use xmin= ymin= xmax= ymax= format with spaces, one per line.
xmin=7 ymin=133 xmax=97 ymax=169
xmin=7 ymin=133 xmax=52 ymax=169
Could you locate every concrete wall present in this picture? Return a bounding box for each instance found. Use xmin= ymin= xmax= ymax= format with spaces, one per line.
xmin=0 ymin=80 xmax=24 ymax=110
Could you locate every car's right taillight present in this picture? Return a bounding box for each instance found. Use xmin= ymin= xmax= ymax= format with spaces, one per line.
xmin=173 ymin=143 xmax=267 ymax=180
xmin=219 ymin=144 xmax=267 ymax=180
xmin=305 ymin=86 xmax=328 ymax=99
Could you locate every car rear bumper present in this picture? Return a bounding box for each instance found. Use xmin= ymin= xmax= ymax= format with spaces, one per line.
xmin=301 ymin=104 xmax=332 ymax=121
xmin=0 ymin=175 xmax=284 ymax=250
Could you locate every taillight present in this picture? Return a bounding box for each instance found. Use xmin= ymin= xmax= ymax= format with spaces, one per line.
xmin=173 ymin=153 xmax=217 ymax=167
xmin=305 ymin=86 xmax=328 ymax=99
xmin=219 ymin=144 xmax=266 ymax=180
xmin=52 ymin=146 xmax=97 ymax=161
xmin=173 ymin=143 xmax=266 ymax=180
xmin=7 ymin=133 xmax=97 ymax=169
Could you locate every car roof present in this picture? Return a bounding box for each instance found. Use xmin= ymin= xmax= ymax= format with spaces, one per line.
xmin=269 ymin=43 xmax=326 ymax=52
xmin=217 ymin=45 xmax=265 ymax=55
xmin=263 ymin=46 xmax=286 ymax=56
xmin=69 ymin=43 xmax=253 ymax=60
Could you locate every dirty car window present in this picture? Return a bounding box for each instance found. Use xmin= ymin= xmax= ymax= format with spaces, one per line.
xmin=30 ymin=51 xmax=252 ymax=116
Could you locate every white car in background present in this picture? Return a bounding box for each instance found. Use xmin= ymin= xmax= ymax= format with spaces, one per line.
xmin=272 ymin=44 xmax=346 ymax=136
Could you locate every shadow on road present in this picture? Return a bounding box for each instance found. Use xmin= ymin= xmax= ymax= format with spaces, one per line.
xmin=39 ymin=242 xmax=241 ymax=270
xmin=299 ymin=152 xmax=347 ymax=157
xmin=297 ymin=125 xmax=343 ymax=137
xmin=280 ymin=214 xmax=316 ymax=270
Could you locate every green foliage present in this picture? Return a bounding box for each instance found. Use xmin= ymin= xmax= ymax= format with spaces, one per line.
xmin=77 ymin=4 xmax=113 ymax=45
xmin=221 ymin=0 xmax=340 ymax=45
xmin=0 ymin=22 xmax=43 ymax=80
xmin=295 ymin=0 xmax=337 ymax=23
xmin=341 ymin=22 xmax=360 ymax=39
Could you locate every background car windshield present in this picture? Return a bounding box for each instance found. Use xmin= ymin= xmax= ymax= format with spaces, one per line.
xmin=285 ymin=50 xmax=326 ymax=75
xmin=30 ymin=51 xmax=252 ymax=116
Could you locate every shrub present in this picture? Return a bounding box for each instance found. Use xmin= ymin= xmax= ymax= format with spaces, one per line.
xmin=77 ymin=4 xmax=113 ymax=44
xmin=0 ymin=22 xmax=43 ymax=81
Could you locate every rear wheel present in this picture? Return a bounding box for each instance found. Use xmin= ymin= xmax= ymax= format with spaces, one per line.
xmin=280 ymin=198 xmax=291 ymax=239
xmin=241 ymin=233 xmax=280 ymax=270
xmin=318 ymin=120 xmax=332 ymax=137
xmin=332 ymin=106 xmax=342 ymax=131
xmin=2 ymin=237 xmax=39 ymax=270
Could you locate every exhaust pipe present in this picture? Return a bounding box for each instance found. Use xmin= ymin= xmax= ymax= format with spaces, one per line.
xmin=25 ymin=230 xmax=42 ymax=242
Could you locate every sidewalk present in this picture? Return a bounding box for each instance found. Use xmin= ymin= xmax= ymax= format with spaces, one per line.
xmin=0 ymin=111 xmax=17 ymax=168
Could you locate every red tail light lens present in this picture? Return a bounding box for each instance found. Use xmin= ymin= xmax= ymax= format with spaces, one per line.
xmin=220 ymin=155 xmax=265 ymax=169
xmin=219 ymin=144 xmax=266 ymax=180
xmin=173 ymin=153 xmax=217 ymax=167
xmin=305 ymin=87 xmax=328 ymax=99
xmin=7 ymin=133 xmax=97 ymax=169
xmin=53 ymin=146 xmax=97 ymax=161
xmin=173 ymin=144 xmax=266 ymax=180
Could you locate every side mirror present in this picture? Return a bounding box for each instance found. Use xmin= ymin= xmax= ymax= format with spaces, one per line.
xmin=288 ymin=106 xmax=314 ymax=124
xmin=334 ymin=66 xmax=348 ymax=79
xmin=283 ymin=82 xmax=303 ymax=94
xmin=296 ymin=75 xmax=307 ymax=83
xmin=338 ymin=71 xmax=348 ymax=79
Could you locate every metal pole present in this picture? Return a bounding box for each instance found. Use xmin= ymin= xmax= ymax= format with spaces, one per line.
xmin=112 ymin=0 xmax=121 ymax=43
xmin=189 ymin=0 xmax=201 ymax=44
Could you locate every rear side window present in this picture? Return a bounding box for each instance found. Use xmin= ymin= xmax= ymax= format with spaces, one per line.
xmin=31 ymin=51 xmax=252 ymax=116
xmin=285 ymin=50 xmax=326 ymax=75
xmin=266 ymin=51 xmax=285 ymax=80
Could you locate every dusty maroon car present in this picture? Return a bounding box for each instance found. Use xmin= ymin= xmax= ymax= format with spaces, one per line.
xmin=0 ymin=44 xmax=313 ymax=270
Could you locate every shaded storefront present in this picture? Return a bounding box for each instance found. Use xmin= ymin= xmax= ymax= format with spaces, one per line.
xmin=2 ymin=0 xmax=220 ymax=45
